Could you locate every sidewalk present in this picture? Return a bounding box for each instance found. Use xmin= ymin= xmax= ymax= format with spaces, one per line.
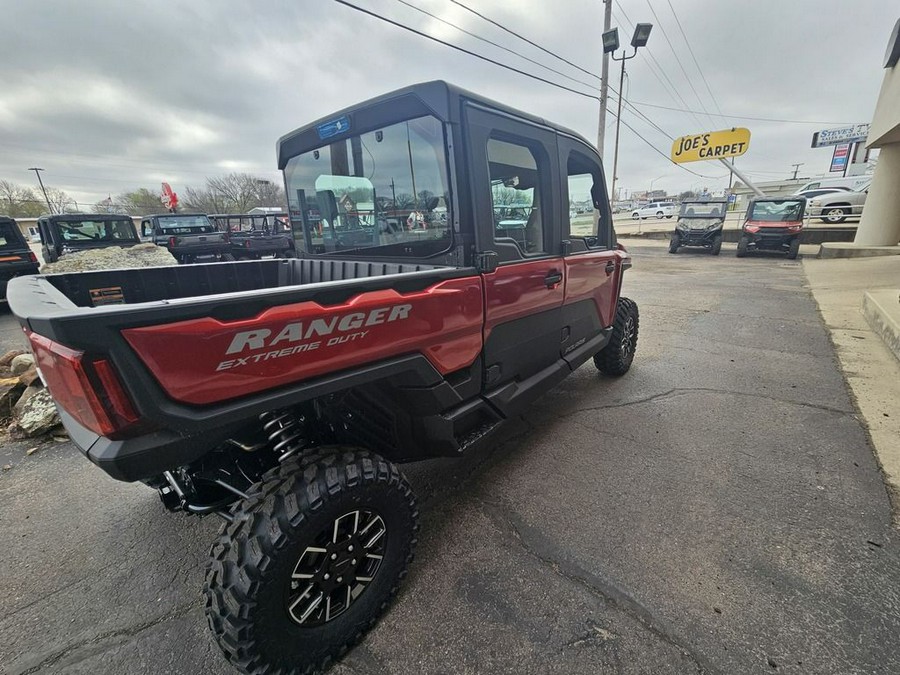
xmin=803 ymin=254 xmax=900 ymax=523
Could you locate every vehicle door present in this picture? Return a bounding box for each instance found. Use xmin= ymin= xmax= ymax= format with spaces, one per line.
xmin=558 ymin=138 xmax=622 ymax=357
xmin=37 ymin=219 xmax=53 ymax=263
xmin=464 ymin=102 xmax=565 ymax=389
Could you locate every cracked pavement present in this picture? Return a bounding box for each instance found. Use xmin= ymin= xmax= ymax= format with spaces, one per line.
xmin=1 ymin=241 xmax=898 ymax=674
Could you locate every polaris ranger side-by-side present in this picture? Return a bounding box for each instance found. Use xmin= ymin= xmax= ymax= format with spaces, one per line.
xmin=37 ymin=213 xmax=141 ymax=263
xmin=9 ymin=82 xmax=639 ymax=675
xmin=209 ymin=213 xmax=295 ymax=259
xmin=0 ymin=216 xmax=40 ymax=299
xmin=736 ymin=197 xmax=805 ymax=259
xmin=140 ymin=212 xmax=232 ymax=263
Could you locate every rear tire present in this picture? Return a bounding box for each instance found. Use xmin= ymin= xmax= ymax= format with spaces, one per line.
xmin=632 ymin=212 xmax=640 ymax=220
xmin=711 ymin=234 xmax=723 ymax=255
xmin=787 ymin=237 xmax=800 ymax=260
xmin=668 ymin=234 xmax=680 ymax=254
xmin=205 ymin=448 xmax=417 ymax=675
xmin=656 ymin=211 xmax=664 ymax=219
xmin=594 ymin=297 xmax=639 ymax=377
xmin=736 ymin=235 xmax=749 ymax=258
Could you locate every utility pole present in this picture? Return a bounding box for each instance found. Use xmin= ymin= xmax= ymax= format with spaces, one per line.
xmin=28 ymin=167 xmax=54 ymax=213
xmin=790 ymin=163 xmax=804 ymax=180
xmin=596 ymin=0 xmax=613 ymax=158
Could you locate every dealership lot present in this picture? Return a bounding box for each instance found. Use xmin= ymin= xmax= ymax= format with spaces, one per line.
xmin=1 ymin=241 xmax=898 ymax=675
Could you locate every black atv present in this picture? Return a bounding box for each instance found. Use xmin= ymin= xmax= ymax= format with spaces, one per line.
xmin=669 ymin=199 xmax=727 ymax=255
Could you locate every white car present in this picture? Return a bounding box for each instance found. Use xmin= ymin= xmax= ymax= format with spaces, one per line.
xmin=632 ymin=201 xmax=676 ymax=220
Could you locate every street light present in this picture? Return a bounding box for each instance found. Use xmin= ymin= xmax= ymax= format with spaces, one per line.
xmin=28 ymin=167 xmax=54 ymax=213
xmin=603 ymin=22 xmax=653 ymax=210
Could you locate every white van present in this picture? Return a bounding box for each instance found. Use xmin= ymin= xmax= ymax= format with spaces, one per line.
xmin=793 ymin=176 xmax=871 ymax=194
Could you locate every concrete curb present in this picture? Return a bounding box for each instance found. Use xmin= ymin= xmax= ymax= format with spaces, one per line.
xmin=819 ymin=243 xmax=900 ymax=258
xmin=622 ymin=227 xmax=857 ymax=244
xmin=863 ymin=290 xmax=900 ymax=363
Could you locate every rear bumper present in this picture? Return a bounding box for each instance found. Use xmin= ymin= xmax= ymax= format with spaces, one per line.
xmin=0 ymin=261 xmax=40 ymax=299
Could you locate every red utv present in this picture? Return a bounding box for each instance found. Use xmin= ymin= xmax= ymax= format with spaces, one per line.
xmin=736 ymin=197 xmax=805 ymax=260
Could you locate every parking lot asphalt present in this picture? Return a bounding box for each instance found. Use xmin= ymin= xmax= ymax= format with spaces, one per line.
xmin=1 ymin=241 xmax=898 ymax=675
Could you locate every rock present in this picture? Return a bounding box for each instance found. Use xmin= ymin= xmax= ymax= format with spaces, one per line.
xmin=13 ymin=388 xmax=60 ymax=437
xmin=18 ymin=367 xmax=40 ymax=388
xmin=10 ymin=353 xmax=35 ymax=376
xmin=40 ymin=243 xmax=177 ymax=274
xmin=0 ymin=350 xmax=25 ymax=367
xmin=26 ymin=447 xmax=39 ymax=456
xmin=0 ymin=377 xmax=26 ymax=422
xmin=14 ymin=385 xmax=41 ymax=418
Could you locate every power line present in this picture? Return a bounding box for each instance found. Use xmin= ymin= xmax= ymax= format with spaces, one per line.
xmin=332 ymin=0 xmax=723 ymax=179
xmin=629 ymin=100 xmax=853 ymax=125
xmin=333 ymin=0 xmax=602 ymax=103
xmin=613 ymin=2 xmax=706 ymax=129
xmin=664 ymin=0 xmax=726 ymax=123
xmin=644 ymin=0 xmax=716 ymax=127
xmin=446 ymin=0 xmax=601 ymax=83
xmin=392 ymin=0 xmax=604 ymax=94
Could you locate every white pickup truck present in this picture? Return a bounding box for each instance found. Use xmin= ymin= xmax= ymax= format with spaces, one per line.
xmin=806 ymin=186 xmax=869 ymax=223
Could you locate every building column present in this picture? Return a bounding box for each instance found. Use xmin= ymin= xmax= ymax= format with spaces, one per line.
xmin=854 ymin=142 xmax=900 ymax=246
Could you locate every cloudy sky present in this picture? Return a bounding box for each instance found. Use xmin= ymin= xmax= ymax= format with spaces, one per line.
xmin=0 ymin=0 xmax=895 ymax=207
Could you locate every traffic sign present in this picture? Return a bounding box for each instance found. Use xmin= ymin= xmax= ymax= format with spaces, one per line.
xmin=671 ymin=128 xmax=751 ymax=164
xmin=811 ymin=124 xmax=870 ymax=148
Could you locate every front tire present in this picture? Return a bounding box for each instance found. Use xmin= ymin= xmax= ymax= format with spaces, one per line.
xmin=821 ymin=207 xmax=848 ymax=224
xmin=656 ymin=211 xmax=664 ymax=219
xmin=205 ymin=449 xmax=418 ymax=675
xmin=632 ymin=212 xmax=640 ymax=220
xmin=787 ymin=237 xmax=800 ymax=260
xmin=736 ymin=235 xmax=749 ymax=258
xmin=594 ymin=297 xmax=639 ymax=377
xmin=710 ymin=234 xmax=723 ymax=256
xmin=668 ymin=234 xmax=680 ymax=254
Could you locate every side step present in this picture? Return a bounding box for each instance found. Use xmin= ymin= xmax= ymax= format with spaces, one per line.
xmin=457 ymin=419 xmax=503 ymax=454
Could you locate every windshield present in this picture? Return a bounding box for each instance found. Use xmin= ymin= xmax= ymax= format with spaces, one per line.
xmin=679 ymin=202 xmax=726 ymax=218
xmin=54 ymin=218 xmax=137 ymax=242
xmin=747 ymin=200 xmax=804 ymax=222
xmin=0 ymin=221 xmax=23 ymax=249
xmin=156 ymin=215 xmax=214 ymax=233
xmin=283 ymin=116 xmax=451 ymax=257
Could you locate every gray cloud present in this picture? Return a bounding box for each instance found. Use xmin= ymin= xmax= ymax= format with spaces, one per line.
xmin=0 ymin=0 xmax=895 ymax=206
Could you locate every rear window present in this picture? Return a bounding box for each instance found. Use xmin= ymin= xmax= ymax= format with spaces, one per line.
xmin=0 ymin=221 xmax=23 ymax=248
xmin=53 ymin=219 xmax=138 ymax=243
xmin=156 ymin=215 xmax=214 ymax=234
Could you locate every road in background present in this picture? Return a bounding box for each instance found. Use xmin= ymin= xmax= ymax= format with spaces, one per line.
xmin=0 ymin=242 xmax=897 ymax=674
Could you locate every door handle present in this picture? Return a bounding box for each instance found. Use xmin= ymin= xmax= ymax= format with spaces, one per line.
xmin=544 ymin=270 xmax=563 ymax=288
xmin=604 ymin=260 xmax=616 ymax=275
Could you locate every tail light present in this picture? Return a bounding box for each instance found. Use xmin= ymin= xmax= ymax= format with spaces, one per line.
xmin=244 ymin=240 xmax=252 ymax=248
xmin=27 ymin=332 xmax=142 ymax=439
xmin=28 ymin=252 xmax=38 ymax=264
xmin=168 ymin=236 xmax=177 ymax=248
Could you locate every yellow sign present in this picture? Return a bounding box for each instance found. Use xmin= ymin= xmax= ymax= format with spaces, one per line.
xmin=671 ymin=128 xmax=751 ymax=163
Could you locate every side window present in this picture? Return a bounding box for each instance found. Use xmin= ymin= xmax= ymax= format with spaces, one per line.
xmin=566 ymin=152 xmax=609 ymax=249
xmin=488 ymin=137 xmax=546 ymax=256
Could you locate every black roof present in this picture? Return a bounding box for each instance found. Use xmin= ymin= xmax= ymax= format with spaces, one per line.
xmin=0 ymin=216 xmax=17 ymax=224
xmin=39 ymin=213 xmax=131 ymax=220
xmin=277 ymin=80 xmax=593 ymax=168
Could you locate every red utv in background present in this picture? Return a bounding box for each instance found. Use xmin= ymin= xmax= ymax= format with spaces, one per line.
xmin=736 ymin=198 xmax=805 ymax=260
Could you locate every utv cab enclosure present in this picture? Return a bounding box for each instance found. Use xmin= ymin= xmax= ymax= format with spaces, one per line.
xmin=140 ymin=212 xmax=231 ymax=264
xmin=669 ymin=199 xmax=727 ymax=255
xmin=37 ymin=213 xmax=140 ymax=264
xmin=8 ymin=81 xmax=638 ymax=675
xmin=736 ymin=197 xmax=805 ymax=259
xmin=0 ymin=216 xmax=39 ymax=299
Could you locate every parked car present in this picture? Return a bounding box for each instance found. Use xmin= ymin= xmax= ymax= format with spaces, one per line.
xmin=806 ymin=187 xmax=868 ymax=223
xmin=793 ymin=176 xmax=870 ymax=194
xmin=669 ymin=199 xmax=727 ymax=255
xmin=37 ymin=213 xmax=141 ymax=264
xmin=736 ymin=198 xmax=805 ymax=259
xmin=0 ymin=216 xmax=40 ymax=300
xmin=794 ymin=187 xmax=850 ymax=201
xmin=9 ymin=80 xmax=639 ymax=675
xmin=632 ymin=201 xmax=675 ymax=219
xmin=140 ymin=213 xmax=231 ymax=264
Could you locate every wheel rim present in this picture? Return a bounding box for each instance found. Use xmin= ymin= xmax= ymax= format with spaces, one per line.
xmin=826 ymin=208 xmax=844 ymax=221
xmin=621 ymin=316 xmax=635 ymax=358
xmin=287 ymin=509 xmax=387 ymax=626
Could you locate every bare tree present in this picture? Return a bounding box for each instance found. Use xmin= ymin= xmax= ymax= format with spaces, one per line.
xmin=181 ymin=174 xmax=285 ymax=214
xmin=112 ymin=188 xmax=167 ymax=215
xmin=0 ymin=180 xmax=44 ymax=217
